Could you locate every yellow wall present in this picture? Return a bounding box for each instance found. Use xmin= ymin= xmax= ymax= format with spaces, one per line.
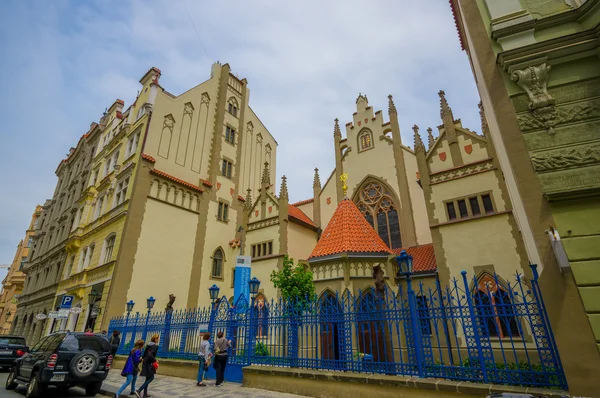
xmin=428 ymin=139 xmax=454 ymax=174
xmin=287 ymin=223 xmax=318 ymax=262
xmin=127 ymin=199 xmax=197 ymax=311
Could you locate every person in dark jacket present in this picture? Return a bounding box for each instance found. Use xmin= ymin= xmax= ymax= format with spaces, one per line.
xmin=116 ymin=339 xmax=144 ymax=396
xmin=135 ymin=334 xmax=159 ymax=398
xmin=213 ymin=330 xmax=231 ymax=387
xmin=109 ymin=330 xmax=121 ymax=356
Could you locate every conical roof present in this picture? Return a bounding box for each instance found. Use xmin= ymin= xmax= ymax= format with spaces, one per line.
xmin=308 ymin=199 xmax=393 ymax=260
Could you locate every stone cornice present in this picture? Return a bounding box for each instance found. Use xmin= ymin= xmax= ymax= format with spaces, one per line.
xmin=247 ymin=217 xmax=279 ymax=231
xmin=492 ymin=0 xmax=598 ymax=42
xmin=429 ymin=158 xmax=495 ymax=185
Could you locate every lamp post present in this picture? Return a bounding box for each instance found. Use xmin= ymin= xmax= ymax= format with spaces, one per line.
xmin=248 ymin=277 xmax=261 ymax=363
xmin=86 ymin=290 xmax=98 ymax=332
xmin=396 ymin=250 xmax=424 ymax=377
xmin=123 ymin=300 xmax=135 ymax=352
xmin=208 ymin=285 xmax=220 ymax=334
xmin=5 ymin=310 xmax=11 ymax=322
xmin=142 ymin=296 xmax=155 ymax=341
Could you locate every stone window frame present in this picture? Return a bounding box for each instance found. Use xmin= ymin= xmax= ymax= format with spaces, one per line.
xmin=251 ymin=240 xmax=274 ymax=259
xmin=221 ymin=156 xmax=234 ymax=179
xmin=216 ymin=198 xmax=231 ymax=224
xmin=224 ymin=124 xmax=237 ymax=146
xmin=357 ymin=128 xmax=374 ymax=153
xmin=210 ymin=247 xmax=225 ymax=280
xmin=227 ymin=97 xmax=239 ymax=118
xmin=443 ymin=190 xmax=497 ymax=222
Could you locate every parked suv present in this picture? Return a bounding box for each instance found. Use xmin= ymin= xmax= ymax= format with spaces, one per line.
xmin=0 ymin=336 xmax=28 ymax=369
xmin=5 ymin=331 xmax=113 ymax=397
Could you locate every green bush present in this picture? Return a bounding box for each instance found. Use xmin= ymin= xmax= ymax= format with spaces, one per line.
xmin=255 ymin=342 xmax=269 ymax=357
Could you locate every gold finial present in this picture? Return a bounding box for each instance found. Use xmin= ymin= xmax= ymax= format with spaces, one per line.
xmin=340 ymin=173 xmax=348 ymax=197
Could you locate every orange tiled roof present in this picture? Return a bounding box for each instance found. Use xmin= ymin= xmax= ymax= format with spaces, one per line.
xmin=288 ymin=204 xmax=317 ymax=229
xmin=309 ymin=199 xmax=392 ymax=260
xmin=141 ymin=153 xmax=156 ymax=163
xmin=238 ymin=195 xmax=245 ymax=202
xmin=150 ymin=168 xmax=204 ymax=193
xmin=291 ymin=198 xmax=314 ymax=206
xmin=200 ymin=179 xmax=213 ymax=187
xmin=392 ymin=244 xmax=437 ymax=273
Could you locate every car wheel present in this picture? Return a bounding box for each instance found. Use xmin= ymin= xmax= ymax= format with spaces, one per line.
xmin=84 ymin=381 xmax=102 ymax=397
xmin=5 ymin=367 xmax=18 ymax=390
xmin=69 ymin=349 xmax=100 ymax=378
xmin=25 ymin=371 xmax=44 ymax=398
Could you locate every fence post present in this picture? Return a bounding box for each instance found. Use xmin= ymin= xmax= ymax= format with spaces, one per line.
xmin=247 ymin=296 xmax=256 ymax=365
xmin=461 ymin=271 xmax=488 ymax=383
xmin=122 ymin=312 xmax=131 ymax=353
xmin=162 ymin=310 xmax=173 ymax=355
xmin=435 ymin=278 xmax=454 ymax=366
xmin=528 ymin=264 xmax=567 ymax=389
xmin=141 ymin=309 xmax=151 ymax=342
xmin=130 ymin=312 xmax=139 ymax=348
xmin=406 ymin=276 xmax=424 ymax=377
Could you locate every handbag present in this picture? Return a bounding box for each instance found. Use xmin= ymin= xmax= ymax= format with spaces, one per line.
xmin=152 ymin=361 xmax=159 ymax=371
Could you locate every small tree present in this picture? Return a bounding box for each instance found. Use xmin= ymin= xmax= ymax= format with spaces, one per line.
xmin=270 ymin=256 xmax=315 ymax=309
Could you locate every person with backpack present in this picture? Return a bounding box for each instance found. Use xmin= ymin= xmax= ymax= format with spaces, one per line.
xmin=109 ymin=330 xmax=121 ymax=356
xmin=116 ymin=339 xmax=144 ymax=397
xmin=135 ymin=334 xmax=159 ymax=398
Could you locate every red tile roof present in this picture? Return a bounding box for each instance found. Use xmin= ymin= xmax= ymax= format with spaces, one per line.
xmin=309 ymin=199 xmax=392 ymax=260
xmin=238 ymin=195 xmax=245 ymax=202
xmin=141 ymin=153 xmax=156 ymax=163
xmin=200 ymin=179 xmax=213 ymax=187
xmin=288 ymin=204 xmax=317 ymax=229
xmin=392 ymin=244 xmax=437 ymax=273
xmin=291 ymin=198 xmax=314 ymax=206
xmin=150 ymin=169 xmax=204 ymax=193
xmin=449 ymin=0 xmax=465 ymax=51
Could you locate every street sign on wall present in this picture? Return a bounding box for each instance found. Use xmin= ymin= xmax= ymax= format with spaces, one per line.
xmin=60 ymin=295 xmax=74 ymax=309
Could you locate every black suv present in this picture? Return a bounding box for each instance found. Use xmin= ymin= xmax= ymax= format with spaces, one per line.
xmin=5 ymin=331 xmax=113 ymax=397
xmin=0 ymin=336 xmax=28 ymax=369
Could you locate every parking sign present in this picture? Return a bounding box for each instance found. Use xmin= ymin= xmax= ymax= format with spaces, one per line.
xmin=60 ymin=295 xmax=74 ymax=309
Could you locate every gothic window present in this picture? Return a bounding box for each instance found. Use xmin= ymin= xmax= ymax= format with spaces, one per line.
xmin=473 ymin=274 xmax=520 ymax=338
xmin=358 ymin=129 xmax=373 ymax=151
xmin=212 ymin=248 xmax=224 ymax=278
xmin=355 ymin=181 xmax=402 ymax=249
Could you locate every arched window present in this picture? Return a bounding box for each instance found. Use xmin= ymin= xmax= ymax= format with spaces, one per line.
xmin=83 ymin=244 xmax=95 ymax=269
xmin=358 ymin=129 xmax=373 ymax=151
xmin=355 ymin=181 xmax=402 ymax=249
xmin=212 ymin=249 xmax=224 ymax=278
xmin=227 ymin=97 xmax=239 ymax=117
xmin=473 ymin=274 xmax=520 ymax=338
xmin=101 ymin=234 xmax=116 ymax=264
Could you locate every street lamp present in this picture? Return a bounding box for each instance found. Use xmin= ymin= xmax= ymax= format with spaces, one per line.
xmin=88 ymin=290 xmax=98 ymax=305
xmin=5 ymin=310 xmax=11 ymax=322
xmin=396 ymin=250 xmax=414 ymax=279
xmin=249 ymin=277 xmax=261 ymax=299
xmin=123 ymin=300 xmax=135 ymax=352
xmin=209 ymin=284 xmax=220 ymax=303
xmin=142 ymin=296 xmax=155 ymax=341
xmin=126 ymin=300 xmax=135 ymax=313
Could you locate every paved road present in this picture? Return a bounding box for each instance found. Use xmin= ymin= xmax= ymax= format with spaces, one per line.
xmin=0 ymin=370 xmax=111 ymax=398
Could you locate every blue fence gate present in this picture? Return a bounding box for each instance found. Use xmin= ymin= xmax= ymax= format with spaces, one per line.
xmin=109 ymin=265 xmax=567 ymax=390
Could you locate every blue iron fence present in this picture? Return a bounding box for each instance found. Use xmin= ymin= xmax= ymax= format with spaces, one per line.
xmin=108 ymin=265 xmax=567 ymax=390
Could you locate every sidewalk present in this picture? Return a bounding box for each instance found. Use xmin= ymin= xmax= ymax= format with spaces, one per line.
xmin=101 ymin=370 xmax=307 ymax=398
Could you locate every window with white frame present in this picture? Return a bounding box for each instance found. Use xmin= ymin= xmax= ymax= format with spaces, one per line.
xmin=103 ymin=158 xmax=112 ymax=177
xmin=113 ymin=177 xmax=130 ymax=207
xmin=90 ymin=169 xmax=99 ymax=187
xmin=83 ymin=244 xmax=95 ymax=269
xmin=64 ymin=255 xmax=75 ymax=280
xmin=137 ymin=106 xmax=145 ymax=120
xmin=126 ymin=132 xmax=141 ymax=158
xmin=101 ymin=234 xmax=116 ymax=264
xmin=77 ymin=247 xmax=88 ymax=273
xmin=94 ymin=196 xmax=105 ymax=220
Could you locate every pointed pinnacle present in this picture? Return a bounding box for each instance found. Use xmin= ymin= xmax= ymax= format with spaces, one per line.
xmin=427 ymin=127 xmax=435 ymax=149
xmin=279 ymin=175 xmax=289 ymax=200
xmin=413 ymin=125 xmax=425 ymax=153
xmin=438 ymin=90 xmax=452 ymax=119
xmin=478 ymin=101 xmax=490 ymax=137
xmin=245 ymin=188 xmax=253 ymax=209
xmin=261 ymin=162 xmax=270 ymax=185
xmin=388 ymin=95 xmax=397 ymax=114
xmin=313 ymin=167 xmax=321 ymax=188
xmin=333 ymin=118 xmax=341 ymax=136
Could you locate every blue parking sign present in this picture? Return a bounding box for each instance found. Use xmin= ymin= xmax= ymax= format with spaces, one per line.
xmin=60 ymin=295 xmax=74 ymax=309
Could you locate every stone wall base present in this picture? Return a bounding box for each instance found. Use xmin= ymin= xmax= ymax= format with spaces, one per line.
xmin=242 ymin=366 xmax=568 ymax=398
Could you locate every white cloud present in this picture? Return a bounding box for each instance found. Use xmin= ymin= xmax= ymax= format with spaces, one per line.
xmin=0 ymin=0 xmax=480 ymax=261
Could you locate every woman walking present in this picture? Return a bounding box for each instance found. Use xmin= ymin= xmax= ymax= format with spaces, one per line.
xmin=116 ymin=339 xmax=144 ymax=397
xmin=196 ymin=333 xmax=212 ymax=387
xmin=213 ymin=331 xmax=231 ymax=387
xmin=135 ymin=334 xmax=159 ymax=398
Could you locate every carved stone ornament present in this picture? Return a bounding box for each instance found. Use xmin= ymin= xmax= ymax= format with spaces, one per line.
xmin=511 ymin=63 xmax=557 ymax=134
xmin=531 ymin=144 xmax=600 ymax=172
xmin=517 ymin=98 xmax=600 ymax=132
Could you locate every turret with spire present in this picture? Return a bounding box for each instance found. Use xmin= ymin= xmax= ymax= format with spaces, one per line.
xmin=413 ymin=125 xmax=425 ymax=153
xmin=279 ymin=175 xmax=289 ymax=200
xmin=261 ymin=161 xmax=271 ymax=200
xmin=245 ymin=188 xmax=253 ymax=210
xmin=438 ymin=90 xmax=458 ymax=144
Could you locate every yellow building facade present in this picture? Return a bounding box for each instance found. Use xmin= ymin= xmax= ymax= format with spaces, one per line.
xmin=0 ymin=206 xmax=42 ymax=335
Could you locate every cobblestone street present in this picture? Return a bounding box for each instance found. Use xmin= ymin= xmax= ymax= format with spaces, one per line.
xmin=103 ymin=371 xmax=306 ymax=398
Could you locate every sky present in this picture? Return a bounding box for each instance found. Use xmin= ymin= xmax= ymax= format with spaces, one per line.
xmin=0 ymin=0 xmax=480 ymax=264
